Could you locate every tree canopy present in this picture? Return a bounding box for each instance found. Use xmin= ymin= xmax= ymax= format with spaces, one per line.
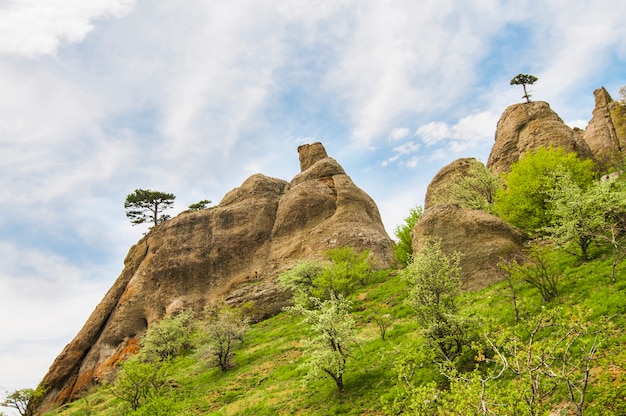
xmin=494 ymin=147 xmax=595 ymax=234
xmin=124 ymin=189 xmax=175 ymax=228
xmin=393 ymin=205 xmax=422 ymax=266
xmin=510 ymin=73 xmax=538 ymax=103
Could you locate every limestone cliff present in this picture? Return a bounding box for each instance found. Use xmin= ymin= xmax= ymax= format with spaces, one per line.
xmin=33 ymin=142 xmax=394 ymax=414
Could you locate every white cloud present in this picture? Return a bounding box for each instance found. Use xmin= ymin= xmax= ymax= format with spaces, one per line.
xmin=416 ymin=121 xmax=452 ymax=146
xmin=325 ymin=0 xmax=508 ymax=144
xmin=567 ymin=119 xmax=588 ymax=130
xmin=389 ymin=127 xmax=410 ymax=141
xmin=0 ymin=242 xmax=111 ymax=394
xmin=0 ymin=0 xmax=135 ymax=56
xmin=416 ymin=111 xmax=498 ymax=150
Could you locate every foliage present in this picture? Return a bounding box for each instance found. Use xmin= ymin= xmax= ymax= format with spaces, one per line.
xmin=285 ymin=293 xmax=359 ymax=392
xmin=1 ymin=387 xmax=42 ymax=416
xmin=510 ymin=73 xmax=538 ymax=103
xmin=138 ymin=310 xmax=195 ymax=363
xmin=111 ymin=358 xmax=171 ymax=411
xmin=188 ymin=199 xmax=211 ymax=210
xmin=124 ymin=189 xmax=175 ymax=228
xmin=512 ymin=244 xmax=562 ymax=302
xmin=401 ymin=240 xmax=474 ymax=360
xmin=545 ymin=173 xmax=626 ymax=270
xmin=279 ymin=247 xmax=375 ymax=303
xmin=199 ymin=304 xmax=249 ymax=371
xmin=494 ymin=147 xmax=595 ymax=233
xmin=433 ymin=161 xmax=501 ymax=213
xmin=393 ymin=205 xmax=423 ymax=266
xmin=42 ymin=242 xmax=626 ymax=416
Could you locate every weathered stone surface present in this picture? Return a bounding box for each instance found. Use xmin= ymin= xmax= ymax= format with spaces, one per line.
xmin=424 ymin=158 xmax=487 ymax=210
xmin=582 ymin=87 xmax=624 ymax=169
xmin=412 ymin=204 xmax=528 ymax=291
xmin=487 ymin=101 xmax=594 ymax=174
xmin=34 ymin=142 xmax=394 ymax=414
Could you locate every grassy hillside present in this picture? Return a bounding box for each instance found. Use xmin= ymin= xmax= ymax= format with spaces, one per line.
xmin=42 ymin=245 xmax=625 ymax=416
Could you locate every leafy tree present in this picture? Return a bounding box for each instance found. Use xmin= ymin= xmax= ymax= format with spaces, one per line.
xmin=188 ymin=199 xmax=211 ymax=210
xmin=514 ymin=244 xmax=562 ymax=302
xmin=1 ymin=388 xmax=39 ymax=416
xmin=279 ymin=247 xmax=375 ymax=303
xmin=498 ymin=308 xmax=611 ymax=416
xmin=124 ymin=189 xmax=176 ymax=228
xmin=401 ymin=240 xmax=473 ymax=360
xmin=432 ymin=161 xmax=501 ymax=213
xmin=494 ymin=147 xmax=595 ymax=234
xmin=138 ymin=310 xmax=195 ymax=363
xmin=199 ymin=304 xmax=249 ymax=371
xmin=393 ymin=205 xmax=423 ymax=266
xmin=510 ymin=73 xmax=538 ymax=103
xmin=112 ymin=358 xmax=171 ymax=411
xmin=545 ymin=173 xmax=626 ymax=268
xmin=286 ymin=293 xmax=359 ymax=392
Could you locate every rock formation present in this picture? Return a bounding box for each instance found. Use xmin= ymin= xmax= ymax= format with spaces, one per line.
xmin=33 ymin=142 xmax=394 ymax=414
xmin=424 ymin=157 xmax=491 ymax=210
xmin=487 ymin=101 xmax=594 ymax=174
xmin=412 ymin=204 xmax=528 ymax=291
xmin=583 ymin=87 xmax=626 ymax=169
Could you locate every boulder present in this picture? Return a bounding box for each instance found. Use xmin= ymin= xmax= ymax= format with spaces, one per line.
xmin=412 ymin=204 xmax=528 ymax=291
xmin=424 ymin=158 xmax=490 ymax=210
xmin=487 ymin=101 xmax=594 ymax=174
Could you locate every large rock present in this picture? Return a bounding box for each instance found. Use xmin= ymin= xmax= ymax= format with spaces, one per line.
xmin=582 ymin=87 xmax=625 ymax=169
xmin=487 ymin=101 xmax=594 ymax=174
xmin=33 ymin=142 xmax=394 ymax=414
xmin=412 ymin=204 xmax=528 ymax=291
xmin=424 ymin=158 xmax=490 ymax=210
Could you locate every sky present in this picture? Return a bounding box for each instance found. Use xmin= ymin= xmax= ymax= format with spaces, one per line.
xmin=1 ymin=0 xmax=625 ymax=411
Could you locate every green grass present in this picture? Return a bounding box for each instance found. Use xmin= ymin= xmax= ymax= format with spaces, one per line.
xmin=44 ymin=251 xmax=626 ymax=416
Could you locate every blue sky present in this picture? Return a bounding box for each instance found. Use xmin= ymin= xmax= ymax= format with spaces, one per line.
xmin=1 ymin=0 xmax=625 ymax=409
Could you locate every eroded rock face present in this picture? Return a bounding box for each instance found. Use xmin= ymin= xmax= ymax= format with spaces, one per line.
xmin=412 ymin=204 xmax=528 ymax=291
xmin=424 ymin=158 xmax=488 ymax=210
xmin=583 ymin=87 xmax=624 ymax=169
xmin=34 ymin=142 xmax=394 ymax=414
xmin=487 ymin=101 xmax=594 ymax=174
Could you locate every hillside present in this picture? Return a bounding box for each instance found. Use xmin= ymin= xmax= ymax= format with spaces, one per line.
xmin=41 ymin=246 xmax=626 ymax=415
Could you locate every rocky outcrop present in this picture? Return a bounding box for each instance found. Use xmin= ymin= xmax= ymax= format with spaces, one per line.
xmin=582 ymin=87 xmax=625 ymax=169
xmin=487 ymin=101 xmax=594 ymax=174
xmin=424 ymin=158 xmax=490 ymax=210
xmin=34 ymin=142 xmax=394 ymax=414
xmin=412 ymin=204 xmax=528 ymax=291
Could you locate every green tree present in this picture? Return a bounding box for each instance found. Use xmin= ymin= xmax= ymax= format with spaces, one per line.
xmin=432 ymin=161 xmax=501 ymax=213
xmin=510 ymin=73 xmax=538 ymax=103
xmin=401 ymin=240 xmax=473 ymax=360
xmin=494 ymin=147 xmax=595 ymax=233
xmin=393 ymin=205 xmax=423 ymax=266
xmin=513 ymin=244 xmax=562 ymax=302
xmin=124 ymin=189 xmax=175 ymax=228
xmin=138 ymin=310 xmax=195 ymax=363
xmin=286 ymin=293 xmax=359 ymax=392
xmin=112 ymin=358 xmax=171 ymax=411
xmin=545 ymin=173 xmax=626 ymax=268
xmin=199 ymin=304 xmax=249 ymax=371
xmin=188 ymin=199 xmax=211 ymax=210
xmin=279 ymin=247 xmax=375 ymax=303
xmin=1 ymin=388 xmax=38 ymax=416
